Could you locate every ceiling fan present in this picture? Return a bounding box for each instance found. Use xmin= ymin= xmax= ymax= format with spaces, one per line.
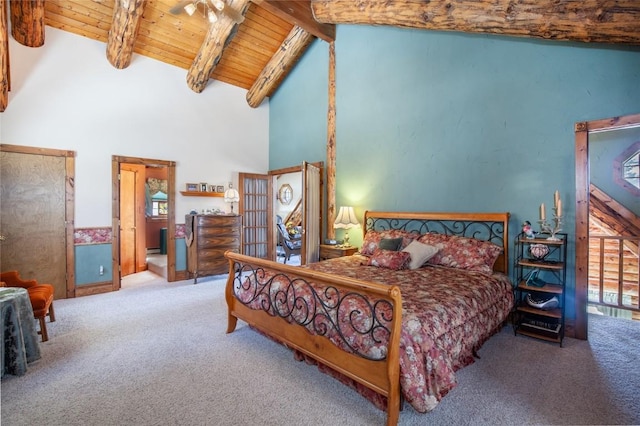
xmin=169 ymin=0 xmax=245 ymax=24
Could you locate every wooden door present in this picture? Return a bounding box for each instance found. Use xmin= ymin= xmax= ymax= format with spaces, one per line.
xmin=302 ymin=162 xmax=321 ymax=264
xmin=0 ymin=145 xmax=75 ymax=300
xmin=119 ymin=169 xmax=137 ymax=276
xmin=239 ymin=173 xmax=272 ymax=259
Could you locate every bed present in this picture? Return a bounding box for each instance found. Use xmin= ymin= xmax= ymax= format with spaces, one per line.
xmin=224 ymin=211 xmax=513 ymax=425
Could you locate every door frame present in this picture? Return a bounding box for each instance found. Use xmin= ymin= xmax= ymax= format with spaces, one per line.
xmin=0 ymin=144 xmax=76 ymax=298
xmin=574 ymin=112 xmax=640 ymax=340
xmin=112 ymin=156 xmax=177 ymax=290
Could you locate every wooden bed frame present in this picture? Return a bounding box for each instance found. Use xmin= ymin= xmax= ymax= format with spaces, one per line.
xmin=225 ymin=211 xmax=510 ymax=426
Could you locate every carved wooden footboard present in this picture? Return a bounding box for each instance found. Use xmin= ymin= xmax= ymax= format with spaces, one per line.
xmin=224 ymin=252 xmax=403 ymax=426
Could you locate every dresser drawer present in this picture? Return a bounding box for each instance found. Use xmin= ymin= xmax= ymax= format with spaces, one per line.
xmin=197 ymin=235 xmax=241 ymax=248
xmin=195 ymin=215 xmax=241 ymax=228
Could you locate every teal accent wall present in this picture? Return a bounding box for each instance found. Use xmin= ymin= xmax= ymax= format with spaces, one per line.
xmin=75 ymin=244 xmax=112 ymax=285
xmin=75 ymin=239 xmax=186 ymax=286
xmin=269 ymin=25 xmax=640 ymax=320
xmin=175 ymin=238 xmax=186 ymax=271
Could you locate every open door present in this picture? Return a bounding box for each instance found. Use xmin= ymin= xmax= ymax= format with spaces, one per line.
xmin=240 ymin=162 xmax=323 ymax=264
xmin=239 ymin=173 xmax=272 ymax=259
xmin=302 ymin=161 xmax=321 ymax=264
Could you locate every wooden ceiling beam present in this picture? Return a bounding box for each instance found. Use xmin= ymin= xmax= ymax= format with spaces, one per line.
xmin=310 ymin=0 xmax=640 ymax=45
xmin=187 ymin=0 xmax=250 ymax=93
xmin=9 ymin=0 xmax=44 ymax=47
xmin=246 ymin=25 xmax=313 ymax=108
xmin=1 ymin=0 xmax=9 ymax=112
xmin=252 ymin=0 xmax=334 ymax=43
xmin=106 ymin=0 xmax=147 ymax=69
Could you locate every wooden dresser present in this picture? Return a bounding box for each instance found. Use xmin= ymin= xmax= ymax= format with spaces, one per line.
xmin=185 ymin=214 xmax=242 ymax=283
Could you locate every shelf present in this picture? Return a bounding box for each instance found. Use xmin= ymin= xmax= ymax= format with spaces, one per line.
xmin=517 ymin=259 xmax=564 ymax=270
xmin=180 ymin=191 xmax=224 ymax=197
xmin=518 ymin=236 xmax=565 ymax=245
xmin=517 ymin=281 xmax=563 ymax=294
xmin=513 ymin=232 xmax=567 ymax=346
xmin=515 ymin=327 xmax=562 ymax=343
xmin=516 ymin=304 xmax=562 ymax=319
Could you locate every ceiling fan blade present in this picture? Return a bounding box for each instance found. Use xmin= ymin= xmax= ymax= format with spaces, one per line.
xmin=169 ymin=0 xmax=193 ymax=15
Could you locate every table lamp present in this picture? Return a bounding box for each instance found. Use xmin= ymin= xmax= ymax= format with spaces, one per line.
xmin=333 ymin=206 xmax=360 ymax=247
xmin=224 ymin=183 xmax=240 ymax=214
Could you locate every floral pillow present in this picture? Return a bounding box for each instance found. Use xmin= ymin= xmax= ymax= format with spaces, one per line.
xmin=360 ymin=230 xmax=420 ymax=255
xmin=366 ymin=248 xmax=411 ymax=270
xmin=418 ymin=233 xmax=502 ymax=274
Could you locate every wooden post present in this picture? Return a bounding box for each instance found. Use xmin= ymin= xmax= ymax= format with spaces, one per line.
xmin=0 ymin=0 xmax=9 ymax=112
xmin=326 ymin=41 xmax=336 ymax=239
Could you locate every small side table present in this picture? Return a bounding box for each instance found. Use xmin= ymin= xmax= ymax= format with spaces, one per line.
xmin=319 ymin=244 xmax=358 ymax=261
xmin=1 ymin=287 xmax=41 ymax=377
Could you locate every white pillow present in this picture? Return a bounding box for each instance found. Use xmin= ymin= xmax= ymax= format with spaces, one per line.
xmin=402 ymin=240 xmax=439 ymax=270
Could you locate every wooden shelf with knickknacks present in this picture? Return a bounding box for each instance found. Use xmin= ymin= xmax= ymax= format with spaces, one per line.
xmin=513 ymin=191 xmax=568 ymax=346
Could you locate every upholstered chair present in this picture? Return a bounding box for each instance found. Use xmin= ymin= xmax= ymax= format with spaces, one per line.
xmin=0 ymin=271 xmax=56 ymax=342
xmin=277 ymin=223 xmax=302 ymax=264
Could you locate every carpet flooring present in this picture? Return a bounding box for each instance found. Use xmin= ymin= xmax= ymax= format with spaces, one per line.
xmin=1 ymin=271 xmax=638 ymax=425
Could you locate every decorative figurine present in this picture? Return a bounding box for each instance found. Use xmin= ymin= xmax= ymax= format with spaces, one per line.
xmin=522 ymin=221 xmax=536 ymax=239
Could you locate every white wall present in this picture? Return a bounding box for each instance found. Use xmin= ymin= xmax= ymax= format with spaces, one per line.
xmin=1 ymin=27 xmax=269 ymax=227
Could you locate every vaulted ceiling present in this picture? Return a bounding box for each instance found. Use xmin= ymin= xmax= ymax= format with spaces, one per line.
xmin=1 ymin=0 xmax=639 ymax=113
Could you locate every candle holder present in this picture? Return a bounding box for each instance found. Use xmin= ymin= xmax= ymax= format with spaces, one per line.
xmin=538 ymin=214 xmax=563 ymax=241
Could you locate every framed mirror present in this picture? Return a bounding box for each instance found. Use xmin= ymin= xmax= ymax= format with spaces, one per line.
xmin=278 ymin=184 xmax=293 ymax=205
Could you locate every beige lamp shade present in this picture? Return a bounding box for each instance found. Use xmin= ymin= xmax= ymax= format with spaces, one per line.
xmin=333 ymin=206 xmax=360 ymax=247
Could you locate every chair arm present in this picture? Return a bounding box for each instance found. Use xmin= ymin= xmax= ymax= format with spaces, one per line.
xmin=0 ymin=271 xmax=39 ymax=289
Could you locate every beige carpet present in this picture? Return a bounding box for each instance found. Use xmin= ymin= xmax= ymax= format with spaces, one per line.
xmin=1 ymin=270 xmax=638 ymax=425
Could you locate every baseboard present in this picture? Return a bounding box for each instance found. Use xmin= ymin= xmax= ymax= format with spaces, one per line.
xmin=75 ymin=281 xmax=114 ymax=297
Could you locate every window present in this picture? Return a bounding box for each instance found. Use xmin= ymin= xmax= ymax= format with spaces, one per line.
xmin=622 ymin=151 xmax=639 ymax=190
xmin=147 ymin=178 xmax=168 ymax=218
xmin=613 ymin=141 xmax=640 ymax=196
xmin=152 ymin=199 xmax=168 ymax=216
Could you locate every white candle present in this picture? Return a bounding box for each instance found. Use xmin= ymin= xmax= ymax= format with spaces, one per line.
xmin=554 ymin=190 xmax=559 ymax=207
xmin=557 ymin=199 xmax=562 ymax=217
xmin=540 ymin=203 xmax=546 ymax=220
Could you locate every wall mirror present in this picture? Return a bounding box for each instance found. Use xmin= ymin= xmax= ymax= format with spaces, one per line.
xmin=278 ymin=184 xmax=293 ymax=205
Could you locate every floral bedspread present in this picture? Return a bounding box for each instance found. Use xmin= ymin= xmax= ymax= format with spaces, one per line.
xmin=234 ymin=254 xmax=513 ymax=413
xmin=305 ymin=255 xmax=514 ymax=413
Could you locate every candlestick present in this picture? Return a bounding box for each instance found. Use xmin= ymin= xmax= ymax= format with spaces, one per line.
xmin=540 ymin=203 xmax=545 ymax=221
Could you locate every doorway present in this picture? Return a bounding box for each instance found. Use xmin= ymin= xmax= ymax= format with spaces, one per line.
xmin=112 ymin=156 xmax=176 ymax=290
xmin=238 ymin=161 xmax=323 ymax=265
xmin=575 ymin=112 xmax=640 ymax=340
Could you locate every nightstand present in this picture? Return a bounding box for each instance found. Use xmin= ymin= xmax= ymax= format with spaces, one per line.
xmin=319 ymin=244 xmax=358 ymax=260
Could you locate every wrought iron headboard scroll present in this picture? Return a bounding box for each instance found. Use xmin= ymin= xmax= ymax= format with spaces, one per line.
xmin=363 ymin=211 xmax=510 ymax=273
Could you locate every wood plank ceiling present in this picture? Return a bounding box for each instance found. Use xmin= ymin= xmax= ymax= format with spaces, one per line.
xmin=1 ymin=0 xmax=640 ymax=113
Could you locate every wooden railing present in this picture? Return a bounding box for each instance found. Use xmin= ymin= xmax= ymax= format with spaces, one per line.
xmin=588 ymin=234 xmax=640 ymax=313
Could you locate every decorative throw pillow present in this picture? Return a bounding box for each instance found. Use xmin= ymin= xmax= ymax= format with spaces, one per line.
xmin=401 ymin=240 xmax=439 ymax=270
xmin=378 ymin=237 xmax=403 ymax=251
xmin=418 ymin=233 xmax=502 ymax=274
xmin=367 ymin=248 xmax=411 ymax=270
xmin=360 ymin=230 xmax=420 ymax=255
